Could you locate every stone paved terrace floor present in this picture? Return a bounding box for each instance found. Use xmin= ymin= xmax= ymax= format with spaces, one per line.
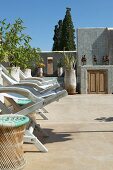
xmin=23 ymin=94 xmax=113 ymax=170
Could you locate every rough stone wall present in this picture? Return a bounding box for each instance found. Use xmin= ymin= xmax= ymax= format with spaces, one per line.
xmin=77 ymin=28 xmax=113 ymax=94
xmin=108 ymin=29 xmax=113 ymax=65
xmin=77 ymin=28 xmax=109 ymax=66
xmin=40 ymin=51 xmax=76 ymax=76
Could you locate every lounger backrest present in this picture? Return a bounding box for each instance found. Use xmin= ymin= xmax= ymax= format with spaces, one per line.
xmin=1 ymin=71 xmax=17 ymax=85
xmin=0 ymin=64 xmax=9 ymax=75
xmin=19 ymin=70 xmax=27 ymax=79
xmin=0 ymin=64 xmax=18 ymax=81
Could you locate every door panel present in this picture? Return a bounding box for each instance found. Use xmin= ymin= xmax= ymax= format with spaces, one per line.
xmin=98 ymin=72 xmax=106 ymax=93
xmin=47 ymin=57 xmax=53 ymax=75
xmin=89 ymin=72 xmax=97 ymax=93
xmin=88 ymin=70 xmax=107 ymax=94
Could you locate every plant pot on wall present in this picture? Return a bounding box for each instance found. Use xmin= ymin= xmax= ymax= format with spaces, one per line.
xmin=57 ymin=67 xmax=63 ymax=77
xmin=0 ymin=67 xmax=4 ymax=103
xmin=64 ymin=69 xmax=76 ymax=95
xmin=10 ymin=67 xmax=20 ymax=81
xmin=38 ymin=67 xmax=43 ymax=77
xmin=23 ymin=68 xmax=31 ymax=78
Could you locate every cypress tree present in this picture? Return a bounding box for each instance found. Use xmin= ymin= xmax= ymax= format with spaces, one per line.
xmin=61 ymin=8 xmax=76 ymax=51
xmin=57 ymin=20 xmax=63 ymax=50
xmin=52 ymin=20 xmax=63 ymax=51
xmin=52 ymin=25 xmax=59 ymax=51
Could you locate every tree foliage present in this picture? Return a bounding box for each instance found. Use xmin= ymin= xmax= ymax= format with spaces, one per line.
xmin=52 ymin=20 xmax=63 ymax=51
xmin=61 ymin=8 xmax=76 ymax=51
xmin=52 ymin=8 xmax=76 ymax=51
xmin=52 ymin=25 xmax=59 ymax=51
xmin=0 ymin=18 xmax=42 ymax=69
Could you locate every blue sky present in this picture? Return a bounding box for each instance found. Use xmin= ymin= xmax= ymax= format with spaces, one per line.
xmin=0 ymin=0 xmax=113 ymax=51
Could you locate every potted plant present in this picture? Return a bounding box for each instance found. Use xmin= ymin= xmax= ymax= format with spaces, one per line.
xmin=57 ymin=58 xmax=64 ymax=77
xmin=17 ymin=47 xmax=41 ymax=78
xmin=37 ymin=57 xmax=45 ymax=77
xmin=63 ymin=53 xmax=77 ymax=94
xmin=0 ymin=18 xmax=34 ymax=80
xmin=103 ymin=55 xmax=109 ymax=65
xmin=81 ymin=55 xmax=87 ymax=65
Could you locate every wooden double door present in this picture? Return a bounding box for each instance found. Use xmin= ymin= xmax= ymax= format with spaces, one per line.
xmin=88 ymin=70 xmax=107 ymax=94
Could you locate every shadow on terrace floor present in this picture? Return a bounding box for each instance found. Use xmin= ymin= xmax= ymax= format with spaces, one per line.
xmin=24 ymin=128 xmax=72 ymax=153
xmin=34 ymin=128 xmax=72 ymax=144
xmin=95 ymin=117 xmax=113 ymax=122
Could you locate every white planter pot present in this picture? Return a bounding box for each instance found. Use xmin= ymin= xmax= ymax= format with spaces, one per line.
xmin=58 ymin=67 xmax=63 ymax=77
xmin=64 ymin=69 xmax=76 ymax=95
xmin=0 ymin=67 xmax=3 ymax=85
xmin=11 ymin=67 xmax=20 ymax=82
xmin=38 ymin=67 xmax=43 ymax=77
xmin=0 ymin=67 xmax=4 ymax=103
xmin=24 ymin=69 xmax=31 ymax=78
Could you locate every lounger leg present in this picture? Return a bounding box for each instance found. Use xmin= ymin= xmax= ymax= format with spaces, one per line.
xmin=28 ymin=118 xmax=49 ymax=137
xmin=24 ymin=130 xmax=48 ymax=152
xmin=41 ymin=108 xmax=48 ymax=113
xmin=36 ymin=109 xmax=48 ymax=120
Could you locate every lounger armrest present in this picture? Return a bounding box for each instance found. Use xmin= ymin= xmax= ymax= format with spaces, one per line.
xmin=9 ymin=82 xmax=60 ymax=94
xmin=40 ymin=83 xmax=60 ymax=94
xmin=20 ymin=79 xmax=43 ymax=86
xmin=24 ymin=77 xmax=44 ymax=82
xmin=0 ymin=87 xmax=43 ymax=103
xmin=20 ymin=79 xmax=58 ymax=86
xmin=22 ymin=77 xmax=58 ymax=85
xmin=13 ymin=82 xmax=46 ymax=91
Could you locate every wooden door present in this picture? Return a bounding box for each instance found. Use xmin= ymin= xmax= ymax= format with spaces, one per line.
xmin=88 ymin=70 xmax=107 ymax=94
xmin=47 ymin=57 xmax=53 ymax=75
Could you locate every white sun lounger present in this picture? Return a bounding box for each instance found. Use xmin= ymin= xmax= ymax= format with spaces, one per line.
xmin=19 ymin=69 xmax=57 ymax=84
xmin=0 ymin=86 xmax=67 ymax=152
xmin=0 ymin=64 xmax=58 ymax=87
xmin=1 ymin=68 xmax=62 ymax=118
